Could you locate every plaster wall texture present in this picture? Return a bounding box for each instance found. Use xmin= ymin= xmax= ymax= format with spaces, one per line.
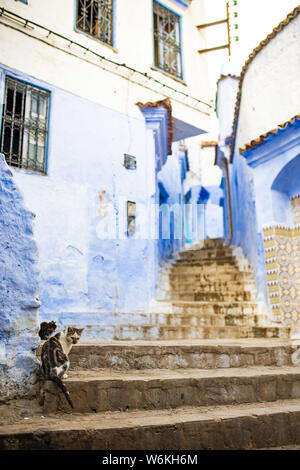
xmin=0 ymin=154 xmax=40 ymax=398
xmin=0 ymin=0 xmax=210 ymax=131
xmin=215 ymin=11 xmax=300 ymax=312
xmin=235 ymin=14 xmax=300 ymax=150
xmin=0 ymin=0 xmax=214 ymax=339
xmin=0 ymin=65 xmax=187 ymax=338
xmin=217 ymin=76 xmax=240 ymax=144
xmin=251 ymin=137 xmax=300 ymax=229
xmin=157 ymin=149 xmax=185 ymax=260
xmin=229 ymin=154 xmax=268 ymax=307
xmin=9 ymin=75 xmax=157 ymax=319
xmin=228 ymin=137 xmax=300 ymax=311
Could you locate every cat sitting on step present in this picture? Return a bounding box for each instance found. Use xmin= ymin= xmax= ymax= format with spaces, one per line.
xmin=41 ymin=327 xmax=84 ymax=409
xmin=34 ymin=321 xmax=57 ymax=363
xmin=39 ymin=321 xmax=57 ymax=340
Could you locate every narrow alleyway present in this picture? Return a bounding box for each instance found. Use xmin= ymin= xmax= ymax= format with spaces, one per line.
xmin=0 ymin=240 xmax=299 ymax=450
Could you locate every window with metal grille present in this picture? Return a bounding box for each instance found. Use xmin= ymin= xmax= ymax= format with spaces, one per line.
xmin=76 ymin=0 xmax=113 ymax=46
xmin=0 ymin=77 xmax=49 ymax=173
xmin=153 ymin=1 xmax=182 ymax=80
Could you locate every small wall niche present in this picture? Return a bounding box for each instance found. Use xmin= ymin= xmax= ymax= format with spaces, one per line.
xmin=127 ymin=201 xmax=136 ymax=236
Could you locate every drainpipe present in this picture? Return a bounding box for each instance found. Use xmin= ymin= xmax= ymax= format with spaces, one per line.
xmin=222 ymin=157 xmax=233 ymax=245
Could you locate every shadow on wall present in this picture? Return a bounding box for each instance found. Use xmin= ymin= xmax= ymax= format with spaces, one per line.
xmin=271 ymin=154 xmax=300 ymax=225
xmin=0 ymin=153 xmax=40 ymax=399
xmin=263 ymin=154 xmax=300 ymax=336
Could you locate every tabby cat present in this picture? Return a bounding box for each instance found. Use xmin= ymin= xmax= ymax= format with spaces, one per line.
xmin=34 ymin=321 xmax=57 ymax=362
xmin=41 ymin=327 xmax=84 ymax=409
xmin=39 ymin=321 xmax=57 ymax=340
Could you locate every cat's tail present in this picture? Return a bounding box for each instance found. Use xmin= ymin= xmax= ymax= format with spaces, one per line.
xmin=50 ymin=376 xmax=74 ymax=409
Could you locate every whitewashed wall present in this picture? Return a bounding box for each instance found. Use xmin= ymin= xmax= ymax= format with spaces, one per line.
xmin=235 ymin=13 xmax=300 ymax=151
xmin=0 ymin=0 xmax=210 ymax=131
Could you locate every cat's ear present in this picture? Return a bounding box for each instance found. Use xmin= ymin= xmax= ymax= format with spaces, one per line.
xmin=77 ymin=328 xmax=84 ymax=335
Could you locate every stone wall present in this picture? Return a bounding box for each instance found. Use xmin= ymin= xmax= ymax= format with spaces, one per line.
xmin=0 ymin=154 xmax=40 ymax=398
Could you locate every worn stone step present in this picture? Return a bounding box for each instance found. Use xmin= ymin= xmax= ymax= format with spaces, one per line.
xmin=2 ymin=399 xmax=300 ymax=449
xmin=159 ymin=299 xmax=259 ymax=315
xmin=178 ymin=248 xmax=234 ymax=259
xmin=168 ymin=266 xmax=254 ymax=275
xmin=174 ymin=257 xmax=238 ymax=267
xmin=114 ymin=312 xmax=267 ymax=328
xmin=42 ymin=311 xmax=266 ymax=331
xmin=161 ymin=291 xmax=254 ymax=302
xmin=147 ymin=312 xmax=267 ymax=328
xmin=168 ymin=280 xmax=256 ymax=291
xmin=76 ymin=324 xmax=290 ymax=341
xmin=201 ymin=237 xmax=225 ymax=248
xmin=177 ymin=254 xmax=236 ymax=263
xmin=69 ymin=339 xmax=300 ymax=370
xmin=39 ymin=366 xmax=300 ymax=414
xmin=168 ymin=271 xmax=255 ymax=282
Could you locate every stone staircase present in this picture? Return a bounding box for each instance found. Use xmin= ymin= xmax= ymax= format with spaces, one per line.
xmin=0 ymin=238 xmax=297 ymax=450
xmin=2 ymin=339 xmax=300 ymax=449
xmin=153 ymin=238 xmax=290 ymax=340
xmin=39 ymin=238 xmax=290 ymax=341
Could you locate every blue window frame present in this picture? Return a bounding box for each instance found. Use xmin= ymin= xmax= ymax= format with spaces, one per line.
xmin=76 ymin=0 xmax=114 ymax=46
xmin=0 ymin=76 xmax=50 ymax=174
xmin=153 ymin=1 xmax=183 ymax=80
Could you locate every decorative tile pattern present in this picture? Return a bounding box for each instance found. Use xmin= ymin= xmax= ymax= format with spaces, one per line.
xmin=263 ymin=196 xmax=300 ymax=334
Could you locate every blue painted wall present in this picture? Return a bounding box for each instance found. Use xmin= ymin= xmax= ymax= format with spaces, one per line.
xmin=0 ymin=65 xmax=190 ymax=339
xmin=222 ymin=120 xmax=300 ymax=307
xmin=0 ymin=154 xmax=40 ymax=398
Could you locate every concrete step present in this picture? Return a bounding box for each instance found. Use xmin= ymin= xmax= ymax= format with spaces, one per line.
xmin=69 ymin=339 xmax=299 ymax=370
xmin=2 ymin=399 xmax=300 ymax=449
xmin=39 ymin=366 xmax=300 ymax=414
xmin=75 ymin=324 xmax=290 ymax=341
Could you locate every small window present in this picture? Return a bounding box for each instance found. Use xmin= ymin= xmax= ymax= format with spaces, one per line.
xmin=124 ymin=154 xmax=137 ymax=170
xmin=76 ymin=0 xmax=113 ymax=46
xmin=127 ymin=201 xmax=136 ymax=236
xmin=0 ymin=77 xmax=49 ymax=173
xmin=153 ymin=1 xmax=182 ymax=79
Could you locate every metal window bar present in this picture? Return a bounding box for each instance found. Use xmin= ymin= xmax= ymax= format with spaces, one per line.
xmin=77 ymin=0 xmax=113 ymax=46
xmin=0 ymin=77 xmax=49 ymax=173
xmin=153 ymin=1 xmax=182 ymax=80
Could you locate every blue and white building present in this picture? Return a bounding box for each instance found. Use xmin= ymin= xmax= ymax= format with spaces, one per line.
xmin=216 ymin=6 xmax=300 ymax=335
xmin=0 ymin=0 xmax=215 ymax=355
